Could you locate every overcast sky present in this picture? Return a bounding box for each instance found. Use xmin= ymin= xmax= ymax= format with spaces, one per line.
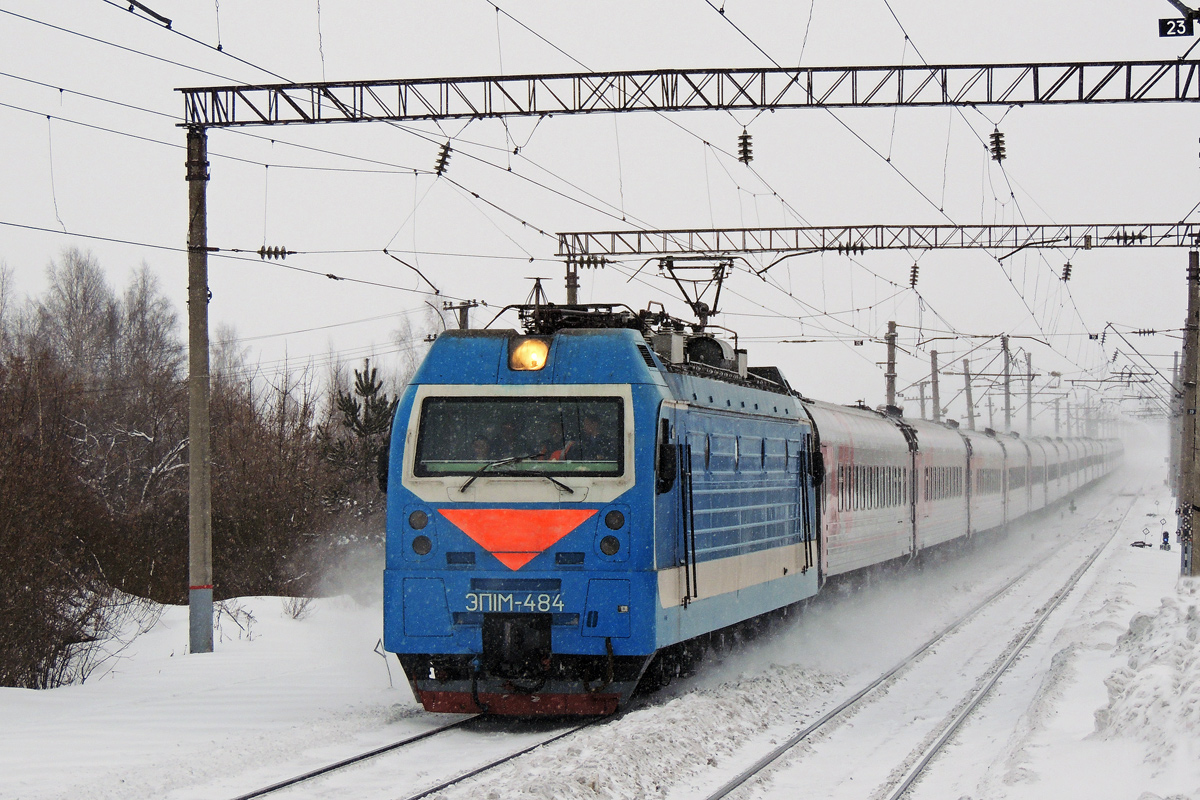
xmin=1 ymin=1 xmax=1195 ymax=429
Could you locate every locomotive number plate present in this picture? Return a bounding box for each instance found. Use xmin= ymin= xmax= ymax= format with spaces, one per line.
xmin=465 ymin=591 xmax=565 ymax=613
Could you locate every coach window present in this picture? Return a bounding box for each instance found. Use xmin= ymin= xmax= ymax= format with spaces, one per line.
xmin=840 ymin=462 xmax=849 ymax=513
xmin=842 ymin=465 xmax=849 ymax=511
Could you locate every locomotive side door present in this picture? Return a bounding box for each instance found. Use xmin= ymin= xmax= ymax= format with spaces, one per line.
xmin=653 ymin=402 xmax=681 ymax=572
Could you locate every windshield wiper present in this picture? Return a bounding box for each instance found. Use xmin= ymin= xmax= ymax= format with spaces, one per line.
xmin=460 ymin=453 xmax=540 ymax=492
xmin=529 ymin=473 xmax=575 ymax=494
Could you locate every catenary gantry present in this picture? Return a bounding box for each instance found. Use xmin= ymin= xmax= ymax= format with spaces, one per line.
xmin=556 ymin=223 xmax=1200 ymax=258
xmin=180 ymin=60 xmax=1200 ymax=127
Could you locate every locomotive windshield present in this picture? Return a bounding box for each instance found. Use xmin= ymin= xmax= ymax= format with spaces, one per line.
xmin=415 ymin=397 xmax=623 ymax=477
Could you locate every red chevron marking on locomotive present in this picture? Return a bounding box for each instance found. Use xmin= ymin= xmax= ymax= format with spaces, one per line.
xmin=438 ymin=508 xmax=598 ymax=570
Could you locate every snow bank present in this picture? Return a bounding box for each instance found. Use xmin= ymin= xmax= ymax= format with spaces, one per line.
xmin=0 ymin=595 xmax=411 ymax=800
xmin=438 ymin=665 xmax=842 ymax=800
xmin=1094 ymin=578 xmax=1200 ymax=766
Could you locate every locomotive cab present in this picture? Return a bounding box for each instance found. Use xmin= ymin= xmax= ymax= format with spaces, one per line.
xmin=384 ymin=324 xmax=667 ymax=714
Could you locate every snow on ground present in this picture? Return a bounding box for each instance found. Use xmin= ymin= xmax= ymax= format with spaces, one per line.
xmin=0 ymin=592 xmax=422 ymax=800
xmin=962 ymin=513 xmax=1200 ymax=800
xmin=2 ymin=457 xmax=1199 ymax=800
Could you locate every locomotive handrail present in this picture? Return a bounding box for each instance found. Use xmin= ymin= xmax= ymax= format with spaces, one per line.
xmin=680 ymin=442 xmax=699 ymax=606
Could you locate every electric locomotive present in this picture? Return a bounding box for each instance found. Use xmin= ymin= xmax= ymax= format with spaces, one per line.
xmin=382 ymin=303 xmax=822 ymax=715
xmin=382 ymin=300 xmax=1123 ymax=716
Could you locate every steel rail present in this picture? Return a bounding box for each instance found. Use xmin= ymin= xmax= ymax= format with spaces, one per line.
xmin=702 ymin=486 xmax=1135 ymax=800
xmin=226 ymin=713 xmax=601 ymax=800
xmin=180 ymin=60 xmax=1200 ymax=127
xmin=880 ymin=491 xmax=1140 ymax=800
xmin=400 ymin=719 xmax=601 ymax=800
xmin=226 ymin=716 xmax=479 ymax=800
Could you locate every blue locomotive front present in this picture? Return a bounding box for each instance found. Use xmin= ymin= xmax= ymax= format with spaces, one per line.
xmin=384 ymin=326 xmax=666 ymax=714
xmin=384 ymin=310 xmax=822 ymax=715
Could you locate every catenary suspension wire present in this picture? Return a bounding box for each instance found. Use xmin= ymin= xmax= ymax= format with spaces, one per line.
xmin=699 ymin=1 xmax=954 ymax=224
xmin=0 ymin=219 xmax=474 ymax=301
xmin=878 ymin=0 xmax=1101 ymax=374
xmin=0 ymin=7 xmax=247 ymax=83
xmin=97 ymin=0 xmax=289 ymax=80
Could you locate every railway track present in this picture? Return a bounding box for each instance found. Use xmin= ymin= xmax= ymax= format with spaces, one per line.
xmin=699 ymin=489 xmax=1140 ymax=800
xmin=225 ymin=714 xmax=597 ymax=800
xmin=224 ymin=488 xmax=1138 ymax=800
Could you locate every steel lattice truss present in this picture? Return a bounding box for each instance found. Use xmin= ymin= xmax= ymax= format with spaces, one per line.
xmin=556 ymin=223 xmax=1200 ymax=258
xmin=181 ymin=60 xmax=1200 ymax=127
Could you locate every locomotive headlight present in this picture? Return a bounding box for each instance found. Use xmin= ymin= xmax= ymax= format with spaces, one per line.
xmin=605 ymin=510 xmax=625 ymax=530
xmin=409 ymin=510 xmax=428 ymax=530
xmin=599 ymin=535 xmax=621 ymax=556
xmin=509 ymin=338 xmax=550 ymax=371
xmin=412 ymin=535 xmax=433 ymax=556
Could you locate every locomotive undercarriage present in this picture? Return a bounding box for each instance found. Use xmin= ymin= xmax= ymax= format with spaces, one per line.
xmin=398 ymin=600 xmax=805 ymax=715
xmin=397 ymin=612 xmax=651 ymax=715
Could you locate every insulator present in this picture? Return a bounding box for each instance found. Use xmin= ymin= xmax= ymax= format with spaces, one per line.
xmin=434 ymin=142 xmax=452 ymax=175
xmin=989 ymin=129 xmax=1006 ymax=162
xmin=737 ymin=129 xmax=753 ymax=164
xmin=909 ymin=264 xmax=919 ymax=288
xmin=1136 ymin=329 xmax=1155 ymax=336
xmin=1061 ymin=262 xmax=1072 ymax=281
xmin=1100 ymin=331 xmax=1107 ymax=345
xmin=257 ymin=245 xmax=289 ymax=260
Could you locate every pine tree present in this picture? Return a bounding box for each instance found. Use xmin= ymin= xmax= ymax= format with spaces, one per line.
xmin=321 ymin=359 xmax=398 ymax=520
